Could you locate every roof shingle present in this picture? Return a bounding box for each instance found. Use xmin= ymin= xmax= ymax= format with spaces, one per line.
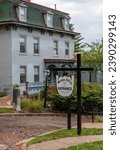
xmin=0 ymin=0 xmax=78 ymax=35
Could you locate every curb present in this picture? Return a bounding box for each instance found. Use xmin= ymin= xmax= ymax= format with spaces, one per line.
xmin=18 ymin=128 xmax=68 ymax=150
xmin=19 ymin=124 xmax=103 ymax=150
xmin=20 ymin=135 xmax=103 ymax=150
xmin=21 ymin=143 xmax=27 ymax=150
xmin=0 ymin=112 xmax=70 ymax=117
xmin=0 ymin=106 xmax=12 ymax=108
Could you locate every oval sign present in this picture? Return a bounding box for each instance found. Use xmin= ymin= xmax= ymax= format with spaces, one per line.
xmin=56 ymin=75 xmax=74 ymax=97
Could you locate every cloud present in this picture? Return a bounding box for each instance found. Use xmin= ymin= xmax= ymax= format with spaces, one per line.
xmin=31 ymin=0 xmax=103 ymax=43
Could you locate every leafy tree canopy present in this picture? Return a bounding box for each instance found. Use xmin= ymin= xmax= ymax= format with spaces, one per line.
xmin=70 ymin=24 xmax=86 ymax=52
xmin=81 ymin=39 xmax=103 ymax=72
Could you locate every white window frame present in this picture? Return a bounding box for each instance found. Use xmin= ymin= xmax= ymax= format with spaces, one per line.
xmin=34 ymin=66 xmax=40 ymax=82
xmin=47 ymin=13 xmax=53 ymax=27
xmin=19 ymin=6 xmax=27 ymax=22
xmin=62 ymin=17 xmax=70 ymax=31
xmin=20 ymin=36 xmax=26 ymax=54
xmin=44 ymin=11 xmax=53 ymax=28
xmin=20 ymin=66 xmax=27 ymax=83
xmin=53 ymin=40 xmax=58 ymax=56
xmin=65 ymin=42 xmax=70 ymax=56
xmin=33 ymin=38 xmax=39 ymax=54
xmin=64 ymin=19 xmax=69 ymax=30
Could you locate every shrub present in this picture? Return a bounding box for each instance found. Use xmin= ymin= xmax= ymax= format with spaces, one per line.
xmin=48 ymin=93 xmax=67 ymax=111
xmin=81 ymin=82 xmax=103 ymax=113
xmin=21 ymin=99 xmax=42 ymax=113
xmin=48 ymin=93 xmax=77 ymax=112
xmin=47 ymin=82 xmax=103 ymax=113
xmin=0 ymin=91 xmax=7 ymax=98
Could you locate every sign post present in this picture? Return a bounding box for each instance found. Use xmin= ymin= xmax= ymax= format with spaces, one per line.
xmin=67 ymin=96 xmax=71 ymax=130
xmin=53 ymin=53 xmax=93 ymax=135
xmin=56 ymin=75 xmax=74 ymax=130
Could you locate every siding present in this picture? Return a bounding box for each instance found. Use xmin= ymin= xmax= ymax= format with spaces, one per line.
xmin=11 ymin=27 xmax=74 ymax=85
xmin=0 ymin=28 xmax=12 ymax=93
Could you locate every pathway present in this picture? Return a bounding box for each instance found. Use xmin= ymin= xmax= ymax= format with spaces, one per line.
xmin=21 ymin=123 xmax=103 ymax=150
xmin=24 ymin=135 xmax=102 ymax=150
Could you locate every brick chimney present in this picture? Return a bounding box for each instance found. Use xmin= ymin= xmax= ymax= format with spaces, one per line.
xmin=23 ymin=0 xmax=31 ymax=2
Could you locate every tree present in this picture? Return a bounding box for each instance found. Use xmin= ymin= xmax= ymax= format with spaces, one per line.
xmin=82 ymin=39 xmax=103 ymax=71
xmin=70 ymin=24 xmax=86 ymax=52
xmin=74 ymin=34 xmax=86 ymax=52
xmin=81 ymin=39 xmax=103 ymax=82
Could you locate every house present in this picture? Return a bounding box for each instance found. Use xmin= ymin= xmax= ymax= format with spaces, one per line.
xmin=0 ymin=0 xmax=78 ymax=94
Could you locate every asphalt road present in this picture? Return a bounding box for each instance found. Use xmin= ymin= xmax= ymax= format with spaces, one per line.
xmin=0 ymin=115 xmax=91 ymax=150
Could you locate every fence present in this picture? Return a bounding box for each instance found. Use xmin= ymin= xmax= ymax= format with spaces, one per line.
xmin=20 ymin=82 xmax=44 ymax=95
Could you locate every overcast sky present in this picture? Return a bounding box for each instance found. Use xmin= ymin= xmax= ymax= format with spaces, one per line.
xmin=31 ymin=0 xmax=103 ymax=44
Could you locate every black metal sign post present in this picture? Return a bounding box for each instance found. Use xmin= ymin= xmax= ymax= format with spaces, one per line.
xmin=67 ymin=96 xmax=71 ymax=130
xmin=53 ymin=53 xmax=93 ymax=135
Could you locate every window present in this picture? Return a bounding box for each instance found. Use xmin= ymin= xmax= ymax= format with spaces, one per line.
xmin=34 ymin=66 xmax=39 ymax=82
xmin=47 ymin=14 xmax=53 ymax=27
xmin=20 ymin=66 xmax=26 ymax=83
xmin=65 ymin=42 xmax=69 ymax=56
xmin=20 ymin=36 xmax=26 ymax=53
xmin=44 ymin=12 xmax=53 ymax=27
xmin=62 ymin=18 xmax=70 ymax=31
xmin=53 ymin=40 xmax=58 ymax=56
xmin=34 ymin=38 xmax=39 ymax=54
xmin=64 ymin=19 xmax=69 ymax=30
xmin=19 ymin=6 xmax=27 ymax=22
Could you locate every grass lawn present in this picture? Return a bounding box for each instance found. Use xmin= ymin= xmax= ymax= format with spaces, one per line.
xmin=59 ymin=141 xmax=103 ymax=150
xmin=28 ymin=128 xmax=103 ymax=146
xmin=0 ymin=108 xmax=16 ymax=114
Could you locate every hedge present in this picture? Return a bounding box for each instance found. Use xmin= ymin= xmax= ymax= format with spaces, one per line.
xmin=47 ymin=82 xmax=103 ymax=113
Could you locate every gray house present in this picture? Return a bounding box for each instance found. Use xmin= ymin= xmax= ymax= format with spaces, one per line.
xmin=0 ymin=0 xmax=77 ymax=93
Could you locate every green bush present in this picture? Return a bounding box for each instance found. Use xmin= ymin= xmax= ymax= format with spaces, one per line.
xmin=81 ymin=82 xmax=103 ymax=112
xmin=48 ymin=93 xmax=67 ymax=111
xmin=48 ymin=93 xmax=77 ymax=112
xmin=0 ymin=91 xmax=7 ymax=98
xmin=47 ymin=82 xmax=103 ymax=113
xmin=21 ymin=99 xmax=42 ymax=113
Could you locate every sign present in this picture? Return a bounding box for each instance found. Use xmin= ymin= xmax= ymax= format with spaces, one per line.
xmin=53 ymin=54 xmax=93 ymax=135
xmin=56 ymin=75 xmax=74 ymax=97
xmin=20 ymin=82 xmax=43 ymax=95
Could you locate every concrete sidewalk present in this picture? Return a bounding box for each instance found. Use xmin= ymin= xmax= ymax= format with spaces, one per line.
xmin=21 ymin=123 xmax=103 ymax=150
xmin=25 ymin=135 xmax=102 ymax=150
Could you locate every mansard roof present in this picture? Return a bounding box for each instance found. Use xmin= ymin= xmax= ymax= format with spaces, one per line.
xmin=0 ymin=0 xmax=78 ymax=35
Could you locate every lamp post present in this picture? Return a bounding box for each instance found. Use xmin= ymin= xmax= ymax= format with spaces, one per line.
xmin=44 ymin=69 xmax=50 ymax=108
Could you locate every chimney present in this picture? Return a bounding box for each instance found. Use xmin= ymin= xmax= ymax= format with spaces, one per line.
xmin=54 ymin=4 xmax=57 ymax=10
xmin=23 ymin=0 xmax=31 ymax=2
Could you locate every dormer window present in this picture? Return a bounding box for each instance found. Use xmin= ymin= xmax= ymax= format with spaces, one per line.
xmin=19 ymin=6 xmax=27 ymax=22
xmin=16 ymin=3 xmax=27 ymax=22
xmin=64 ymin=19 xmax=69 ymax=30
xmin=47 ymin=14 xmax=53 ymax=27
xmin=62 ymin=16 xmax=70 ymax=31
xmin=44 ymin=11 xmax=53 ymax=28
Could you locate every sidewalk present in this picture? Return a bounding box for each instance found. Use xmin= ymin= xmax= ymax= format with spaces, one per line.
xmin=21 ymin=123 xmax=103 ymax=150
xmin=25 ymin=135 xmax=102 ymax=150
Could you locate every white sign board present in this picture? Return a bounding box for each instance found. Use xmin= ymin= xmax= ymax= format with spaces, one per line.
xmin=56 ymin=75 xmax=74 ymax=97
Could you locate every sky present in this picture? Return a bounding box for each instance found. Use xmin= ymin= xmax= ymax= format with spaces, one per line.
xmin=31 ymin=0 xmax=103 ymax=44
